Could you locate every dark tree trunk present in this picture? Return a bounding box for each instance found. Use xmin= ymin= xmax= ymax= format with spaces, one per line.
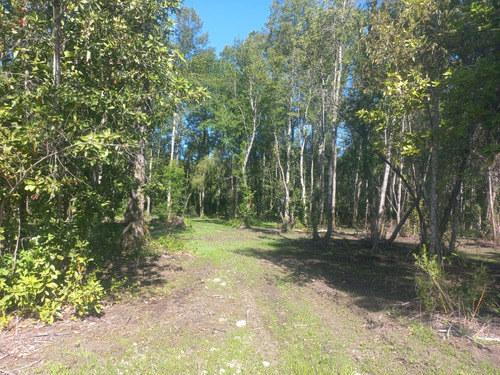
xmin=122 ymin=129 xmax=146 ymax=250
xmin=387 ymin=198 xmax=418 ymax=244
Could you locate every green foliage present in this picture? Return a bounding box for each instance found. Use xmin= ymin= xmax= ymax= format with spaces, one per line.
xmin=150 ymin=233 xmax=184 ymax=253
xmin=414 ymin=248 xmax=496 ymax=318
xmin=0 ymin=0 xmax=204 ymax=323
xmin=154 ymin=202 xmax=171 ymax=222
xmin=455 ymin=264 xmax=494 ymax=318
xmin=237 ymin=184 xmax=257 ymax=227
xmin=148 ymin=163 xmax=187 ymax=219
xmin=227 ymin=218 xmax=245 ymax=228
xmin=0 ymin=231 xmax=104 ymax=324
xmin=63 ymin=247 xmax=104 ymax=317
xmin=414 ymin=248 xmax=451 ymax=314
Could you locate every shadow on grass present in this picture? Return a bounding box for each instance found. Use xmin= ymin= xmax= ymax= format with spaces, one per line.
xmin=234 ymin=230 xmax=418 ymax=313
xmin=235 ymin=226 xmax=500 ymax=316
xmin=88 ymin=221 xmax=184 ymax=293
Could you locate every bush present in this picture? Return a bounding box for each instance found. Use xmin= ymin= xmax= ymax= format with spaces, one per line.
xmin=237 ymin=185 xmax=256 ymax=227
xmin=414 ymin=248 xmax=495 ymax=318
xmin=414 ymin=249 xmax=452 ymax=314
xmin=0 ymin=230 xmax=105 ymax=325
xmin=155 ymin=201 xmax=170 ymax=221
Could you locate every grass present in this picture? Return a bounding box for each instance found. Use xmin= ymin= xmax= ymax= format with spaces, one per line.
xmin=31 ymin=219 xmax=500 ymax=375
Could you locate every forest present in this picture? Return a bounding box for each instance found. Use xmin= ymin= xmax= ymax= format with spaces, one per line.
xmin=0 ymin=0 xmax=499 ymax=333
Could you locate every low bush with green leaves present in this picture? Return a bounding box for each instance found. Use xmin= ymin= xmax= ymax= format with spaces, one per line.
xmin=0 ymin=230 xmax=104 ymax=326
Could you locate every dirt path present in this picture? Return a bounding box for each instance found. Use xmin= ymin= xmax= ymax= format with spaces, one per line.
xmin=1 ymin=220 xmax=499 ymax=374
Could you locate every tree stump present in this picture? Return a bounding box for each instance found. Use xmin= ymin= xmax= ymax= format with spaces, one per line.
xmin=172 ymin=216 xmax=186 ymax=230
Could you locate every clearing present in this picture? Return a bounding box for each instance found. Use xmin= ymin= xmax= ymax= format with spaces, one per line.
xmin=1 ymin=219 xmax=499 ymax=374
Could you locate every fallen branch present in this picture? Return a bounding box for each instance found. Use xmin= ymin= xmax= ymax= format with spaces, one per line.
xmin=465 ymin=335 xmax=486 ymax=350
xmin=475 ymin=336 xmax=500 ymax=342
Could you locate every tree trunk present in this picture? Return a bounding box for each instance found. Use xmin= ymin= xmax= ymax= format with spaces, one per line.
xmin=352 ymin=170 xmax=361 ymax=227
xmin=146 ymin=144 xmax=153 ymax=217
xmin=53 ymin=0 xmax=64 ymax=221
xmin=326 ymin=126 xmax=338 ymax=238
xmin=325 ymin=44 xmax=343 ymax=239
xmin=309 ymin=124 xmax=315 ymax=229
xmin=199 ymin=185 xmax=205 ymax=218
xmin=233 ymin=175 xmax=238 ymax=218
xmin=396 ymin=159 xmax=404 ymax=225
xmin=428 ymin=94 xmax=441 ymax=259
xmin=285 ymin=110 xmax=292 ymax=230
xmin=313 ymin=86 xmax=328 ymax=238
xmin=312 ymin=94 xmax=327 ymax=239
xmin=372 ymin=127 xmax=392 ymax=250
xmin=52 ymin=0 xmax=62 ymax=88
xmin=182 ymin=190 xmax=192 ymax=216
xmin=299 ymin=128 xmax=308 ymax=225
xmin=275 ymin=131 xmax=291 ymax=231
xmin=122 ymin=129 xmax=146 ymax=250
xmin=447 ymin=192 xmax=459 ymax=255
xmin=387 ymin=198 xmax=418 ymax=244
xmin=167 ymin=112 xmax=179 ymax=221
xmin=488 ymin=165 xmax=498 ymax=242
xmin=242 ymin=93 xmax=258 ymax=187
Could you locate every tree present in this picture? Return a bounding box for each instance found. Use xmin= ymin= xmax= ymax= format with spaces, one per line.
xmin=0 ymin=0 xmax=204 ymax=320
xmin=354 ymin=0 xmax=499 ymax=258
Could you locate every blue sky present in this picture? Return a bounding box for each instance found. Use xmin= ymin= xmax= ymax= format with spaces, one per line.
xmin=182 ymin=0 xmax=273 ymax=54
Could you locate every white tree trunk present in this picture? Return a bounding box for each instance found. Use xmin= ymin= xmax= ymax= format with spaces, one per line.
xmin=167 ymin=112 xmax=179 ymax=221
xmin=372 ymin=127 xmax=392 ymax=249
xmin=488 ymin=165 xmax=498 ymax=242
xmin=326 ymin=45 xmax=343 ymax=238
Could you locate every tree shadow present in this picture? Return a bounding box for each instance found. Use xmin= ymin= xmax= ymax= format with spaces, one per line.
xmin=235 ymin=231 xmax=419 ymax=313
xmin=236 ymin=228 xmax=500 ymax=316
xmin=88 ymin=222 xmax=183 ymax=294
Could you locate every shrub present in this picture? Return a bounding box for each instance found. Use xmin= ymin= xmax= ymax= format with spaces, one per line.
xmin=414 ymin=248 xmax=495 ymax=318
xmin=414 ymin=249 xmax=452 ymax=314
xmin=0 ymin=230 xmax=105 ymax=325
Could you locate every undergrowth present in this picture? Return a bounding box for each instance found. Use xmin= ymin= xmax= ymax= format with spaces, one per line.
xmin=0 ymin=219 xmax=164 ymax=327
xmin=414 ymin=248 xmax=497 ymax=320
xmin=0 ymin=228 xmax=105 ymax=327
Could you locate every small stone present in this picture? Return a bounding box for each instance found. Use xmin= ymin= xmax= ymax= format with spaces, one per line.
xmin=236 ymin=320 xmax=246 ymax=327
